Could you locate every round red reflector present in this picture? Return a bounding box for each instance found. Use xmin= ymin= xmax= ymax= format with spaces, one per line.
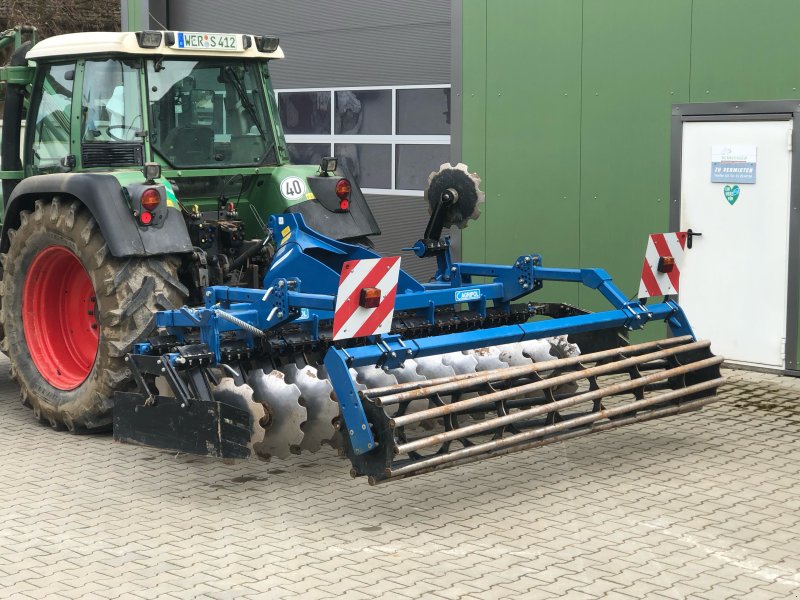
xmin=139 ymin=211 xmax=153 ymax=225
xmin=335 ymin=178 xmax=351 ymax=199
xmin=339 ymin=199 xmax=350 ymax=211
xmin=141 ymin=188 xmax=161 ymax=211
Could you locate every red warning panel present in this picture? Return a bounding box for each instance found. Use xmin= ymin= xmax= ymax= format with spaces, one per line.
xmin=333 ymin=257 xmax=401 ymax=341
xmin=638 ymin=232 xmax=688 ymax=299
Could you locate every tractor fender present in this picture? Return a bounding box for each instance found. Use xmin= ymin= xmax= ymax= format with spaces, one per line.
xmin=1 ymin=173 xmax=193 ymax=257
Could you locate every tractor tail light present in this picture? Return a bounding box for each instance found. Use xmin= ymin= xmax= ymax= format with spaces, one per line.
xmin=336 ymin=178 xmax=351 ymax=212
xmin=657 ymin=256 xmax=675 ymax=273
xmin=141 ymin=188 xmax=161 ymax=211
xmin=359 ymin=287 xmax=381 ymax=309
xmin=138 ymin=211 xmax=153 ymax=225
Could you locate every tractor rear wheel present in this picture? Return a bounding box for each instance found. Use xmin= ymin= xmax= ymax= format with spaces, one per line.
xmin=0 ymin=198 xmax=188 ymax=431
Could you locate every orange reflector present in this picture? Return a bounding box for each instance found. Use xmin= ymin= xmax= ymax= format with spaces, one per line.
xmin=657 ymin=256 xmax=675 ymax=273
xmin=139 ymin=210 xmax=153 ymax=225
xmin=359 ymin=287 xmax=381 ymax=309
xmin=140 ymin=188 xmax=161 ymax=211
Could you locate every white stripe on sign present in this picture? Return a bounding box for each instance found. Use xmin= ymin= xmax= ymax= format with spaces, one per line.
xmin=333 ymin=257 xmax=401 ymax=341
xmin=638 ymin=232 xmax=687 ymax=299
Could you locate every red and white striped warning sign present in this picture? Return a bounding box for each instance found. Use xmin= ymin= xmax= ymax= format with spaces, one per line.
xmin=638 ymin=232 xmax=688 ymax=299
xmin=333 ymin=257 xmax=401 ymax=341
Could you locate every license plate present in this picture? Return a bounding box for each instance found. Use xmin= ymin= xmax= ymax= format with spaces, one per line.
xmin=175 ymin=32 xmax=240 ymax=52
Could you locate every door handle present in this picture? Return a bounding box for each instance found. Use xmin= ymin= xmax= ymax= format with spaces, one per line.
xmin=686 ymin=228 xmax=702 ymax=249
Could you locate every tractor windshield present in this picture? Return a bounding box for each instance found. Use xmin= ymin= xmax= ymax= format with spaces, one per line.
xmin=146 ymin=59 xmax=276 ymax=168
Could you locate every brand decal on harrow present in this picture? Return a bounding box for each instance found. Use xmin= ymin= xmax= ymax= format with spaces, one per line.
xmin=638 ymin=232 xmax=687 ymax=298
xmin=455 ymin=289 xmax=481 ymax=302
xmin=333 ymin=257 xmax=401 ymax=340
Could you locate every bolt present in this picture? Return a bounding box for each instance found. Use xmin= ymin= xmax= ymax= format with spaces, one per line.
xmin=205 ymin=290 xmax=212 ymax=297
xmin=406 ymin=349 xmax=412 ymax=356
xmin=391 ymin=351 xmax=397 ymax=358
xmin=278 ymin=280 xmax=285 ymax=288
xmin=368 ymin=443 xmax=373 ymax=449
xmin=361 ymin=424 xmax=367 ymax=430
xmin=180 ymin=403 xmax=186 ymax=408
xmin=161 ymin=367 xmax=166 ymax=373
xmin=451 ymin=266 xmax=457 ymax=272
xmin=349 ymin=429 xmax=354 ymax=436
xmin=277 ymin=311 xmax=284 ymax=318
xmin=523 ymin=283 xmax=529 ymax=289
xmin=524 ymin=256 xmax=530 ymax=263
xmin=124 ymin=357 xmax=129 ymax=362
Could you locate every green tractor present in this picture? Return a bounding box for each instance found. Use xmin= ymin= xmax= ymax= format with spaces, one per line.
xmin=0 ymin=26 xmax=379 ymax=432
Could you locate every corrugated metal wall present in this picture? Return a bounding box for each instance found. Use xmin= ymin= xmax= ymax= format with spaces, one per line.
xmin=461 ymin=0 xmax=800 ymax=361
xmin=159 ymin=0 xmax=450 ymax=280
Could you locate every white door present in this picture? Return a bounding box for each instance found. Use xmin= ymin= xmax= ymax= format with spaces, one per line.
xmin=680 ymin=119 xmax=792 ymax=368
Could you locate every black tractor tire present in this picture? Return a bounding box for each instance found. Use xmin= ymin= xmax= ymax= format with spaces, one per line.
xmin=0 ymin=198 xmax=188 ymax=432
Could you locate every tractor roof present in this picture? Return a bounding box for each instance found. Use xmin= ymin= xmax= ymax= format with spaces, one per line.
xmin=26 ymin=31 xmax=284 ymax=60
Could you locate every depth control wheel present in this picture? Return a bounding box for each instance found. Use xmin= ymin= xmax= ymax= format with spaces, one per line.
xmin=0 ymin=198 xmax=187 ymax=431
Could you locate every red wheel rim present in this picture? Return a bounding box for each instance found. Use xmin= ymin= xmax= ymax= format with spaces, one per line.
xmin=22 ymin=246 xmax=99 ymax=390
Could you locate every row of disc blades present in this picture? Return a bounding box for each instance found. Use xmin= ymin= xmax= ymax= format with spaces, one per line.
xmin=212 ymin=336 xmax=579 ymax=461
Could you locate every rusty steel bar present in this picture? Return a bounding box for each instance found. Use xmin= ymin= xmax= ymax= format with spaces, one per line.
xmin=371 ymin=392 xmax=720 ymax=485
xmin=395 ymin=367 xmax=723 ymax=455
xmin=365 ymin=335 xmax=694 ymax=400
xmin=379 ymin=377 xmax=723 ymax=482
xmin=375 ymin=338 xmax=706 ymax=409
xmin=388 ymin=341 xmax=715 ymax=428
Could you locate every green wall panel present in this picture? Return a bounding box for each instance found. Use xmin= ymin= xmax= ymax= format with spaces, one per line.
xmin=460 ymin=1 xmax=799 ymax=356
xmin=691 ymin=0 xmax=800 ymax=102
xmin=461 ymin=0 xmax=489 ymax=264
xmin=579 ymin=0 xmax=692 ymax=310
xmin=483 ymin=0 xmax=583 ymax=305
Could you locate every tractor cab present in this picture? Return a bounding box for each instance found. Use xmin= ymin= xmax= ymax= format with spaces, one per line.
xmin=2 ymin=29 xmax=380 ymax=251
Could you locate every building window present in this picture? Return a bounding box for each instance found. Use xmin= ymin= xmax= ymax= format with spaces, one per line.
xmin=276 ymin=85 xmax=450 ymax=195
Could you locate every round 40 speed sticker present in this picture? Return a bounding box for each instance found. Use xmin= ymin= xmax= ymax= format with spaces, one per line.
xmin=280 ymin=176 xmax=306 ymax=200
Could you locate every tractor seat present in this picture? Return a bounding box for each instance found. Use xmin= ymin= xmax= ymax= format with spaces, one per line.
xmin=162 ymin=125 xmax=214 ymax=165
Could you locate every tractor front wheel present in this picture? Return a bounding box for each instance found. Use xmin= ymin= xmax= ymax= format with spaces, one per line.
xmin=0 ymin=198 xmax=187 ymax=431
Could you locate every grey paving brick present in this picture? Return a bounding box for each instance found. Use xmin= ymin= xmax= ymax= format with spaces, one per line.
xmin=0 ymin=364 xmax=798 ymax=599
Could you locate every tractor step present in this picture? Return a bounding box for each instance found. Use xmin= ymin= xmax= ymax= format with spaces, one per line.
xmin=350 ymin=336 xmax=724 ymax=484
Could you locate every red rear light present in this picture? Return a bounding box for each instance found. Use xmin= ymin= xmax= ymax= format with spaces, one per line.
xmin=335 ymin=178 xmax=351 ymax=199
xmin=139 ymin=210 xmax=153 ymax=225
xmin=359 ymin=287 xmax=381 ymax=309
xmin=339 ymin=199 xmax=350 ymax=211
xmin=141 ymin=188 xmax=161 ymax=211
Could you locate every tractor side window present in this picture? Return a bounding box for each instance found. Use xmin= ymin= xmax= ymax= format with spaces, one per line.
xmin=81 ymin=59 xmax=143 ymax=143
xmin=30 ymin=63 xmax=74 ymax=173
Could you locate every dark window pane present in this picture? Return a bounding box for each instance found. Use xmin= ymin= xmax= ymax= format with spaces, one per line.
xmin=395 ymin=144 xmax=450 ymax=190
xmin=287 ymin=143 xmax=330 ymax=167
xmin=278 ymin=91 xmax=330 ymax=134
xmin=396 ymin=88 xmax=451 ymax=135
xmin=335 ymin=90 xmax=391 ymax=135
xmin=335 ymin=143 xmax=391 ymax=189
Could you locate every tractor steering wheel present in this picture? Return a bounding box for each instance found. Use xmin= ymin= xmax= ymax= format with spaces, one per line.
xmin=106 ymin=125 xmax=136 ymax=141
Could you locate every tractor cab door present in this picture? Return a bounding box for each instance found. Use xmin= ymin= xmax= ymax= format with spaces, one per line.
xmin=25 ymin=62 xmax=75 ymax=175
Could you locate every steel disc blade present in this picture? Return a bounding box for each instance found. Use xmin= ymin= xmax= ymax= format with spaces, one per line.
xmin=213 ymin=377 xmax=264 ymax=449
xmin=247 ymin=367 xmax=306 ymax=459
xmin=284 ymin=363 xmax=338 ymax=453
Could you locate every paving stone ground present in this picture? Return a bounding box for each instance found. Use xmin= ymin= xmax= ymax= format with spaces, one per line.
xmin=0 ymin=357 xmax=798 ymax=600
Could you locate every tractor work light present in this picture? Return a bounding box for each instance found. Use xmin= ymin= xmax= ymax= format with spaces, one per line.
xmin=141 ymin=188 xmax=161 ymax=212
xmin=657 ymin=256 xmax=675 ymax=273
xmin=320 ymin=156 xmax=338 ymax=174
xmin=359 ymin=287 xmax=382 ymax=309
xmin=143 ymin=162 xmax=161 ymax=182
xmin=136 ymin=31 xmax=163 ymax=48
xmin=255 ymin=35 xmax=280 ymax=53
